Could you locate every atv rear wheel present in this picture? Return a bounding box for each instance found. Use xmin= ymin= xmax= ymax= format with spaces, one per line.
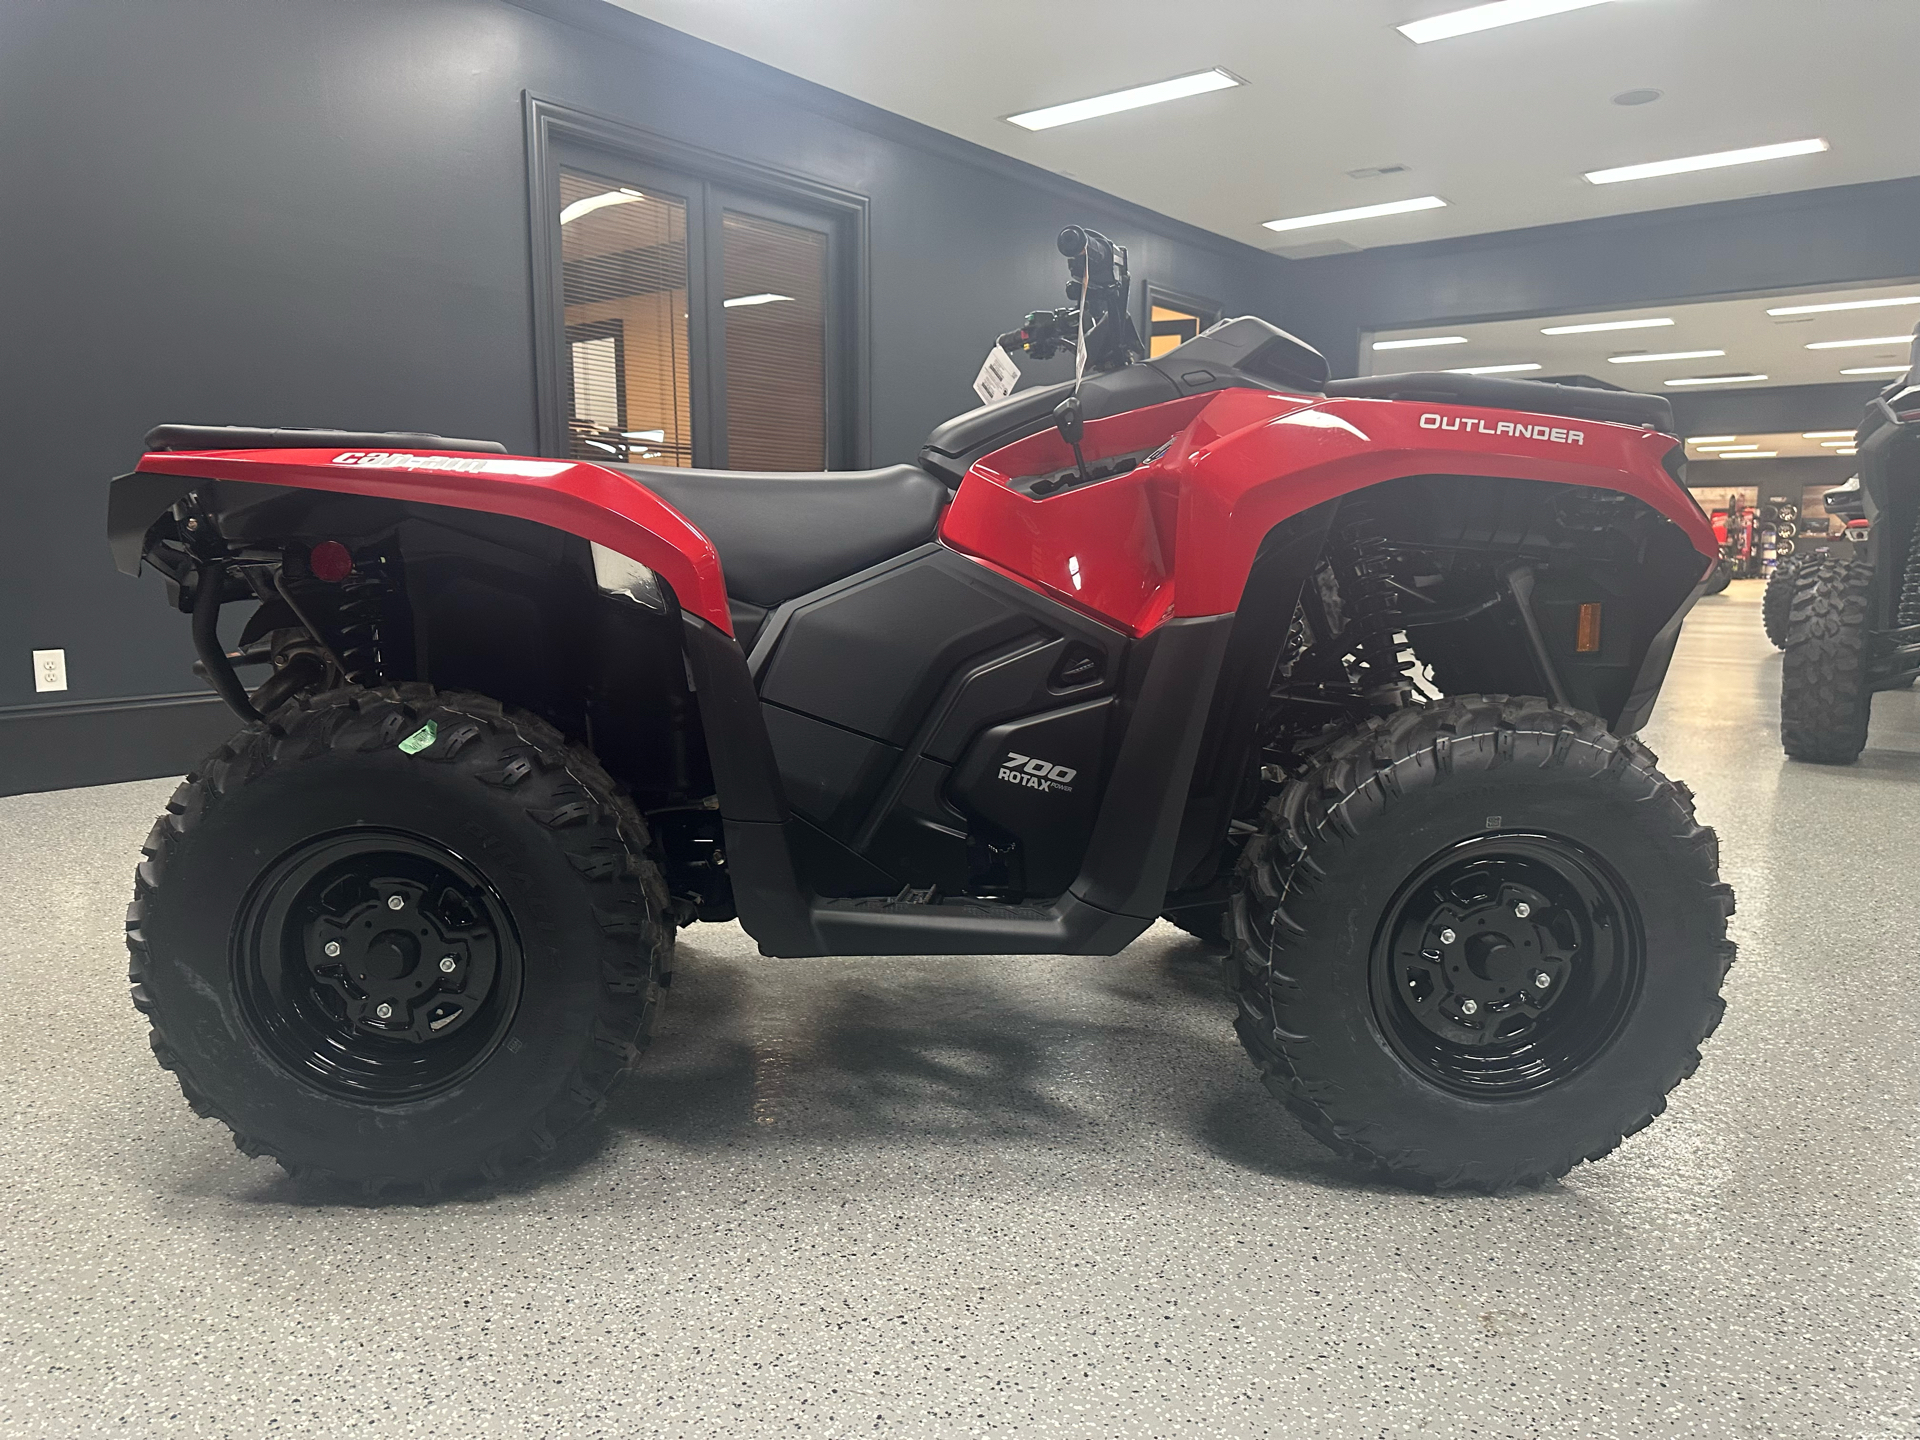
xmin=1780 ymin=556 xmax=1873 ymax=764
xmin=1762 ymin=556 xmax=1800 ymax=649
xmin=1227 ymin=697 xmax=1734 ymax=1192
xmin=127 ymin=685 xmax=671 ymax=1194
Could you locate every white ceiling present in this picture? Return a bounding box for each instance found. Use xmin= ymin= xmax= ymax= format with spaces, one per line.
xmin=1365 ymin=280 xmax=1920 ymax=390
xmin=609 ymin=0 xmax=1920 ymax=253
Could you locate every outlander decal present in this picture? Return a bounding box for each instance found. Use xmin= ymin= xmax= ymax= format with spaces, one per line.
xmin=998 ymin=752 xmax=1077 ymax=794
xmin=1420 ymin=414 xmax=1586 ymax=446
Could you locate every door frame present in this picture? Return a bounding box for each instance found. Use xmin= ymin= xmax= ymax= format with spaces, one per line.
xmin=525 ymin=94 xmax=871 ymax=467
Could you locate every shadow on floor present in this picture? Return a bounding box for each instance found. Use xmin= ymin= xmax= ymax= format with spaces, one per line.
xmin=211 ymin=930 xmax=1387 ymax=1208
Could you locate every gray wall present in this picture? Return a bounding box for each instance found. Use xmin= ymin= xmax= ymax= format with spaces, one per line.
xmin=0 ymin=0 xmax=1278 ymax=787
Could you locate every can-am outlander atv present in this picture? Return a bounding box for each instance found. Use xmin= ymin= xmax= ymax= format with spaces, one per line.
xmin=1779 ymin=344 xmax=1920 ymax=765
xmin=110 ymin=227 xmax=1734 ymax=1195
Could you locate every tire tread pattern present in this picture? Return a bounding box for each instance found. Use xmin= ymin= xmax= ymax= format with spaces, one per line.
xmin=125 ymin=683 xmax=672 ymax=1197
xmin=1780 ymin=556 xmax=1872 ymax=764
xmin=1227 ymin=695 xmax=1736 ymax=1192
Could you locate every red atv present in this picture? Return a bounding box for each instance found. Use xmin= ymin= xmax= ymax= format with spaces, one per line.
xmin=110 ymin=226 xmax=1733 ymax=1194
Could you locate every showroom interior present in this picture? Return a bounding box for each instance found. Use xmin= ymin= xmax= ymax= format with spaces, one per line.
xmin=1 ymin=1 xmax=1915 ymax=1436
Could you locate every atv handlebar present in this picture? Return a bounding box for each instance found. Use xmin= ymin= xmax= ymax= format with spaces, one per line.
xmin=994 ymin=226 xmax=1144 ymax=373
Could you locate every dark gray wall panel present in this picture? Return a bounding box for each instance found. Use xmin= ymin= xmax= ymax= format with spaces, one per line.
xmin=0 ymin=0 xmax=1275 ymax=736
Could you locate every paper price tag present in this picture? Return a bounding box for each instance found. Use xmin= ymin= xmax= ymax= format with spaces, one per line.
xmin=973 ymin=344 xmax=1021 ymax=405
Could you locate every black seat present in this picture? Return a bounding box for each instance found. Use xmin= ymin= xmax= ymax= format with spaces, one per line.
xmin=613 ymin=463 xmax=950 ymax=608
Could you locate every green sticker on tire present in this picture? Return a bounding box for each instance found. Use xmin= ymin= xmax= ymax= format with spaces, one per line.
xmin=398 ymin=721 xmax=438 ymax=755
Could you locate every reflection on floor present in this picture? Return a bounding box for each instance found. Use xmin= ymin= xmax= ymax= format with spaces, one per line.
xmin=0 ymin=578 xmax=1914 ymax=1438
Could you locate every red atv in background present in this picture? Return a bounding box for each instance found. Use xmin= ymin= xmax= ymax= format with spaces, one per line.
xmin=110 ymin=227 xmax=1733 ymax=1195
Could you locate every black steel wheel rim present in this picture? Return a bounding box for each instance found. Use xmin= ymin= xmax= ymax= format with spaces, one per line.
xmin=233 ymin=829 xmax=524 ymax=1103
xmin=1369 ymin=833 xmax=1644 ymax=1098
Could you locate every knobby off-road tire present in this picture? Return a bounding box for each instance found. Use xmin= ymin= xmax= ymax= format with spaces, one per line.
xmin=1227 ymin=696 xmax=1734 ymax=1192
xmin=1780 ymin=556 xmax=1873 ymax=764
xmin=127 ymin=685 xmax=672 ymax=1194
xmin=1762 ymin=556 xmax=1800 ymax=649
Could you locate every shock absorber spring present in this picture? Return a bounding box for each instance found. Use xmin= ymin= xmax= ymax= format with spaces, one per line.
xmin=331 ymin=566 xmax=390 ymax=685
xmin=1898 ymin=512 xmax=1920 ymax=629
xmin=1332 ymin=504 xmax=1416 ymax=700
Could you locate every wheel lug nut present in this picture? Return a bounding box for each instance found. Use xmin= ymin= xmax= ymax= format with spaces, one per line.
xmin=323 ymin=940 xmax=341 ymax=958
xmin=439 ymin=956 xmax=457 ymax=973
xmin=1439 ymin=928 xmax=1457 ymax=945
xmin=1534 ymin=971 xmax=1552 ymax=989
xmin=387 ymin=895 xmax=405 ymax=911
xmin=375 ymin=1002 xmax=394 ymax=1019
xmin=1460 ymin=997 xmax=1479 ymax=1016
xmin=1514 ymin=902 xmax=1531 ymax=918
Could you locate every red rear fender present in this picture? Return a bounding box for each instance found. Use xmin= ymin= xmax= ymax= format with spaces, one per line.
xmin=131 ymin=447 xmax=734 ymax=634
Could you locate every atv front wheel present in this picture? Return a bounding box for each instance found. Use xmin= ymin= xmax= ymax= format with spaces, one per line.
xmin=1781 ymin=556 xmax=1873 ymax=764
xmin=1762 ymin=556 xmax=1801 ymax=649
xmin=127 ymin=686 xmax=671 ymax=1193
xmin=1227 ymin=697 xmax=1734 ymax=1192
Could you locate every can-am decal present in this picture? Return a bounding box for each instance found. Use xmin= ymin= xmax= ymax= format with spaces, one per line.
xmin=1420 ymin=414 xmax=1585 ymax=446
xmin=330 ymin=451 xmax=573 ymax=478
xmin=998 ymin=752 xmax=1077 ymax=794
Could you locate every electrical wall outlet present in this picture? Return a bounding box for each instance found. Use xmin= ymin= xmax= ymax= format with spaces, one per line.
xmin=33 ymin=648 xmax=68 ymax=692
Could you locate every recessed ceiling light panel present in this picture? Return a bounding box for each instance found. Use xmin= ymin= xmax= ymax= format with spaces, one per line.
xmin=1802 ymin=431 xmax=1855 ymax=439
xmin=1841 ymin=365 xmax=1910 ymax=376
xmin=1006 ymin=68 xmax=1241 ymax=130
xmin=1606 ymin=350 xmax=1726 ymax=364
xmin=1805 ymin=335 xmax=1913 ymax=350
xmin=1768 ymin=296 xmax=1920 ymax=317
xmin=1665 ymin=374 xmax=1770 ymax=386
xmin=1445 ymin=363 xmax=1544 ymax=375
xmin=1264 ymin=196 xmax=1448 ymax=233
xmin=723 ymin=293 xmax=793 ymax=308
xmin=1539 ymin=317 xmax=1673 ymax=335
xmin=1718 ymin=451 xmax=1779 ymax=459
xmin=1584 ymin=138 xmax=1828 ymax=186
xmin=1398 ymin=0 xmax=1614 ymax=45
xmin=1372 ymin=335 xmax=1469 ymax=350
xmin=1687 ymin=436 xmax=1738 ymax=444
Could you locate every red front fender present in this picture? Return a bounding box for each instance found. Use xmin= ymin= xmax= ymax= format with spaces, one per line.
xmin=132 ymin=447 xmax=734 ymax=635
xmin=940 ymin=389 xmax=1716 ymax=634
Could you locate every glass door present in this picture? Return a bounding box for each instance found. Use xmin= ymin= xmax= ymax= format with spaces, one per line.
xmin=556 ymin=165 xmax=706 ymax=468
xmin=547 ymin=148 xmax=855 ymax=472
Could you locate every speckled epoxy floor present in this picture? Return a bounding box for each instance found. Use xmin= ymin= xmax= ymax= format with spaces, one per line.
xmin=1 ymin=579 xmax=1915 ymax=1438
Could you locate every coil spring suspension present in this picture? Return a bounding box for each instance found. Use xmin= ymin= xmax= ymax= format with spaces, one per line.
xmin=1332 ymin=506 xmax=1417 ymax=700
xmin=331 ymin=567 xmax=390 ymax=685
xmin=1899 ymin=513 xmax=1920 ymax=629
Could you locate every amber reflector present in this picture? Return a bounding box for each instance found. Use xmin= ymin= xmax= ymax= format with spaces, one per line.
xmin=1576 ymin=602 xmax=1603 ymax=653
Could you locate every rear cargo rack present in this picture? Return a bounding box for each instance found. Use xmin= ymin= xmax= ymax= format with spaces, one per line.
xmin=142 ymin=424 xmax=507 ymax=454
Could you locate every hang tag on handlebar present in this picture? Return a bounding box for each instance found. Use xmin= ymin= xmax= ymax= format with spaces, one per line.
xmin=973 ymin=344 xmax=1021 ymax=405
